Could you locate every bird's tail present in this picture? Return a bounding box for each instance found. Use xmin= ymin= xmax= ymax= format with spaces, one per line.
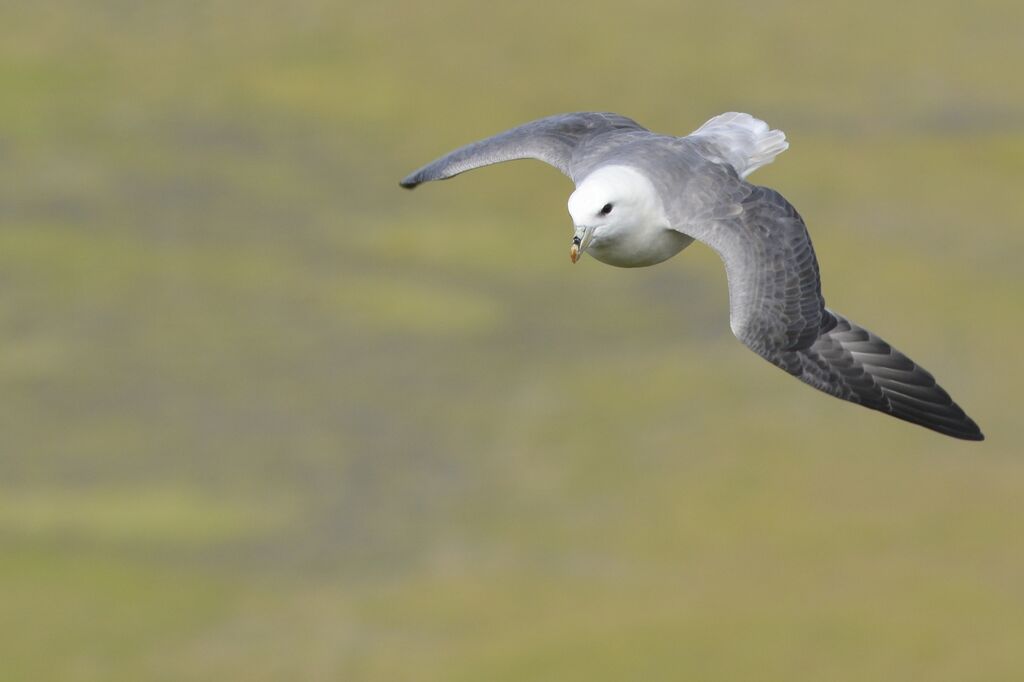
xmin=766 ymin=310 xmax=984 ymax=440
xmin=689 ymin=112 xmax=789 ymax=179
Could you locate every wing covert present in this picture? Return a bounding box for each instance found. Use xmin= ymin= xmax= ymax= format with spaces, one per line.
xmin=696 ymin=185 xmax=826 ymax=355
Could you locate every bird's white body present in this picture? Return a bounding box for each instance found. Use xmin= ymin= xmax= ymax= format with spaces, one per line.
xmin=567 ymin=165 xmax=694 ymax=267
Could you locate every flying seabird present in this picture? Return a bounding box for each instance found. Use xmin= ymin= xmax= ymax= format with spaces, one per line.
xmin=400 ymin=112 xmax=983 ymax=441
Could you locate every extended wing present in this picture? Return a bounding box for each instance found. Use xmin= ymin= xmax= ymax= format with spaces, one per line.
xmin=677 ymin=185 xmax=983 ymax=440
xmin=400 ymin=112 xmax=646 ymax=188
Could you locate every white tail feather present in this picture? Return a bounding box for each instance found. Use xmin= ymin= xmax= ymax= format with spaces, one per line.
xmin=689 ymin=112 xmax=789 ymax=179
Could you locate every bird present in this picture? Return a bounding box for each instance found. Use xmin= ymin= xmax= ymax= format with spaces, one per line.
xmin=400 ymin=112 xmax=983 ymax=441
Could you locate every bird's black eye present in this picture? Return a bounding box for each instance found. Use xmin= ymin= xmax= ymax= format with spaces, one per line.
xmin=600 ymin=203 xmax=613 ymax=215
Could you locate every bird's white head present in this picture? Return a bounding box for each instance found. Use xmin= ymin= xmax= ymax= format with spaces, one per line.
xmin=566 ymin=165 xmax=667 ymax=264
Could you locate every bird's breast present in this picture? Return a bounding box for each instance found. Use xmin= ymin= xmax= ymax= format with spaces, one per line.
xmin=588 ymin=225 xmax=694 ymax=268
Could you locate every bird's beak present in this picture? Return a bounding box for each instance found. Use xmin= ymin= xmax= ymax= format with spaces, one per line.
xmin=570 ymin=236 xmax=581 ymax=263
xmin=570 ymin=225 xmax=594 ymax=264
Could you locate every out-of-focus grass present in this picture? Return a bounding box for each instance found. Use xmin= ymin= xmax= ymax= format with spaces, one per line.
xmin=1 ymin=1 xmax=1022 ymax=680
xmin=0 ymin=487 xmax=293 ymax=545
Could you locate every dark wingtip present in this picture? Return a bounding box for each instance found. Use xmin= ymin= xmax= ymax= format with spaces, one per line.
xmin=898 ymin=415 xmax=984 ymax=441
xmin=962 ymin=424 xmax=985 ymax=442
xmin=960 ymin=413 xmax=985 ymax=441
xmin=399 ymin=175 xmax=419 ymax=189
xmin=951 ymin=428 xmax=985 ymax=442
xmin=946 ymin=416 xmax=984 ymax=441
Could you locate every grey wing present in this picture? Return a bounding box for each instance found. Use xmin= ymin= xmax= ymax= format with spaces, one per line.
xmin=400 ymin=112 xmax=646 ymax=188
xmin=692 ymin=185 xmax=826 ymax=354
xmin=679 ymin=185 xmax=983 ymax=440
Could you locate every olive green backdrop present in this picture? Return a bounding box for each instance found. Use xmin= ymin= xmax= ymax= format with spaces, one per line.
xmin=1 ymin=1 xmax=1022 ymax=680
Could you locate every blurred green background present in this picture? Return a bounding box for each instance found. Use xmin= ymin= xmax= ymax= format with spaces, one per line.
xmin=1 ymin=1 xmax=1022 ymax=680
